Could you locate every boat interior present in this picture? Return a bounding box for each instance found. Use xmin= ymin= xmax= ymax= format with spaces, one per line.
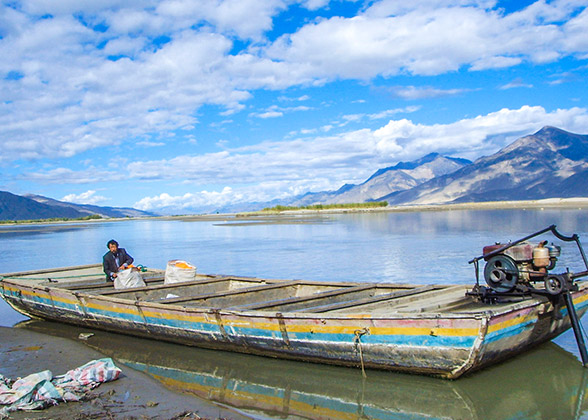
xmin=1 ymin=264 xmax=521 ymax=315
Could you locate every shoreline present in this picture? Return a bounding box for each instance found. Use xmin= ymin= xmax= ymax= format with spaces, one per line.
xmin=1 ymin=197 xmax=587 ymax=226
xmin=0 ymin=326 xmax=251 ymax=420
xmin=176 ymin=197 xmax=588 ymax=219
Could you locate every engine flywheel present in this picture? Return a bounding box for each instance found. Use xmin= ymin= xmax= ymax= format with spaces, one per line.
xmin=483 ymin=255 xmax=519 ymax=293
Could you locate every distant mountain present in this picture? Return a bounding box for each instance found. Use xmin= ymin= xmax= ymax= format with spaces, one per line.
xmin=0 ymin=192 xmax=156 ymax=221
xmin=0 ymin=191 xmax=88 ymax=221
xmin=290 ymin=153 xmax=471 ymax=206
xmin=381 ymin=126 xmax=588 ymax=205
xmin=25 ymin=195 xmax=155 ymax=219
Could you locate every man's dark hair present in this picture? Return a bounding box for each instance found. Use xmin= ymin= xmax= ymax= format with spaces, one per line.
xmin=107 ymin=239 xmax=119 ymax=249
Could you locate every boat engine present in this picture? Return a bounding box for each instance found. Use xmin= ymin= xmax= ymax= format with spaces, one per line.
xmin=469 ymin=225 xmax=588 ymax=367
xmin=482 ymin=240 xmax=562 ymax=293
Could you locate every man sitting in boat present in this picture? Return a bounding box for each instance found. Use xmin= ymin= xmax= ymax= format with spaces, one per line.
xmin=103 ymin=239 xmax=134 ymax=281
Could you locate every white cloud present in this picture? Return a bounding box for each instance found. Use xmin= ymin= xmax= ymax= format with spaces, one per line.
xmin=154 ymin=0 xmax=288 ymax=40
xmin=18 ymin=105 xmax=588 ymax=192
xmin=136 ymin=140 xmax=166 ymax=147
xmin=1 ymin=1 xmax=587 ymax=165
xmin=362 ymin=0 xmax=498 ymax=17
xmin=133 ymin=179 xmax=337 ymax=212
xmin=125 ymin=106 xmax=588 ymax=206
xmin=22 ymin=104 xmax=588 ymax=212
xmin=22 ymin=167 xmax=121 ymax=184
xmin=499 ymin=78 xmax=533 ymax=90
xmin=367 ymin=106 xmax=421 ymax=120
xmin=251 ymin=104 xmax=312 ymax=119
xmin=390 ymin=86 xmax=469 ymax=100
xmin=265 ymin=1 xmax=587 ymax=78
xmin=256 ymin=111 xmax=284 ymax=119
xmin=133 ymin=187 xmax=240 ymax=212
xmin=299 ymin=0 xmax=330 ymax=11
xmin=62 ymin=190 xmax=108 ymax=205
xmin=561 ymin=7 xmax=588 ymax=56
xmin=278 ymin=95 xmax=297 ymax=102
xmin=339 ymin=106 xmax=420 ymax=126
xmin=0 ymin=2 xmax=288 ymax=163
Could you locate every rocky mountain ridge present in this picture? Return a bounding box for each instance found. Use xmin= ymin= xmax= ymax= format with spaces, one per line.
xmin=0 ymin=191 xmax=155 ymax=221
xmin=381 ymin=126 xmax=588 ymax=205
xmin=292 ymin=153 xmax=471 ymax=206
xmin=281 ymin=126 xmax=587 ymax=208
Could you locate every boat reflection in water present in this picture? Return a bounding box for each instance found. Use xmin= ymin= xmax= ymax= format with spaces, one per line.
xmin=18 ymin=320 xmax=588 ymax=420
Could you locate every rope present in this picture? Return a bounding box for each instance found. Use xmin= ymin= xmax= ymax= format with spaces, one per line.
xmin=354 ymin=328 xmax=370 ymax=378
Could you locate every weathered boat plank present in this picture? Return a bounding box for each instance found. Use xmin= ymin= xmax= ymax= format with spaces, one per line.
xmin=101 ymin=276 xmax=234 ymax=297
xmin=158 ymin=279 xmax=302 ymax=306
xmin=227 ymin=283 xmax=378 ymax=311
xmin=290 ymin=285 xmax=440 ymax=313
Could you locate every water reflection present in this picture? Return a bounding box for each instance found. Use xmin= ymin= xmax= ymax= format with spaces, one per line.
xmin=18 ymin=320 xmax=588 ymax=420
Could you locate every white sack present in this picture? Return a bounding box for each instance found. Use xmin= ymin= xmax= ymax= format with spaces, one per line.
xmin=164 ymin=260 xmax=197 ymax=284
xmin=114 ymin=268 xmax=146 ymax=289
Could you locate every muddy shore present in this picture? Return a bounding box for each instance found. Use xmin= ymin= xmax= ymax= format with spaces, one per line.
xmin=0 ymin=327 xmax=251 ymax=420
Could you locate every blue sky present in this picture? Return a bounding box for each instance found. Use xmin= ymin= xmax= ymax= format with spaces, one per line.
xmin=1 ymin=0 xmax=587 ymax=214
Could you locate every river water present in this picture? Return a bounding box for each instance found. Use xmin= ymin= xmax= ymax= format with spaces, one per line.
xmin=2 ymin=208 xmax=588 ymax=419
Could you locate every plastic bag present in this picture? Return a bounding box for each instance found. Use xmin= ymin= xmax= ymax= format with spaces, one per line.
xmin=114 ymin=268 xmax=146 ymax=289
xmin=0 ymin=358 xmax=121 ymax=417
xmin=164 ymin=260 xmax=197 ymax=284
xmin=54 ymin=358 xmax=121 ymax=386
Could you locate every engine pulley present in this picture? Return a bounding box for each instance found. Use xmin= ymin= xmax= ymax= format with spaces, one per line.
xmin=544 ymin=274 xmax=565 ymax=295
xmin=484 ymin=255 xmax=519 ymax=293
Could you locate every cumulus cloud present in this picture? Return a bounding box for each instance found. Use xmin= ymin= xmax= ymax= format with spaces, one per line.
xmin=133 ymin=187 xmax=241 ymax=212
xmin=265 ymin=2 xmax=586 ymax=78
xmin=370 ymin=106 xmax=588 ymax=159
xmin=1 ymin=0 xmax=587 ymax=164
xmin=0 ymin=2 xmax=281 ymax=163
xmin=123 ymin=105 xmax=588 ymax=211
xmin=62 ymin=190 xmax=108 ymax=205
xmin=21 ymin=105 xmax=588 ymax=212
xmin=2 ymin=1 xmax=588 ymax=213
xmin=26 ymin=105 xmax=588 ymax=183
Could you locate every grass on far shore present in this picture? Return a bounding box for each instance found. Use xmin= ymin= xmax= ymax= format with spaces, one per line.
xmin=260 ymin=201 xmax=389 ymax=212
xmin=0 ymin=214 xmax=105 ymax=225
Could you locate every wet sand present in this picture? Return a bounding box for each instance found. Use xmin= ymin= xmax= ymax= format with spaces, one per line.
xmin=0 ymin=327 xmax=251 ymax=420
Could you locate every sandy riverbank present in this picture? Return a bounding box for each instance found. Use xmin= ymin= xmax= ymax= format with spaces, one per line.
xmin=162 ymin=198 xmax=588 ymax=222
xmin=275 ymin=197 xmax=588 ymax=214
xmin=0 ymin=327 xmax=251 ymax=420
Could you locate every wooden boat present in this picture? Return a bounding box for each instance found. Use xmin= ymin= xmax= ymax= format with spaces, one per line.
xmin=2 ymin=225 xmax=588 ymax=379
